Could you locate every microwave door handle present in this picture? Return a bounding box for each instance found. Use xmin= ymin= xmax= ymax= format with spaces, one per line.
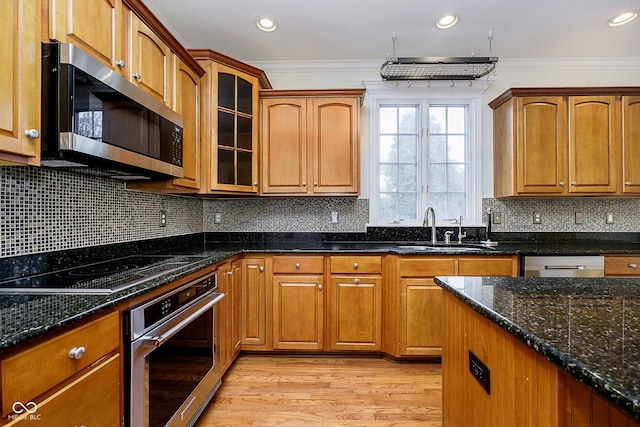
xmin=140 ymin=292 xmax=225 ymax=348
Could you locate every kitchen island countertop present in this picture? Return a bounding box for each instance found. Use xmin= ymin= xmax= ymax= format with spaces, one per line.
xmin=435 ymin=275 xmax=640 ymax=422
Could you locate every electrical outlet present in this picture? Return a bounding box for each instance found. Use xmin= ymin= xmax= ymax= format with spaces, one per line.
xmin=159 ymin=210 xmax=167 ymax=227
xmin=330 ymin=211 xmax=339 ymax=224
xmin=492 ymin=212 xmax=502 ymax=224
xmin=533 ymin=212 xmax=542 ymax=224
xmin=606 ymin=212 xmax=614 ymax=224
xmin=214 ymin=212 xmax=222 ymax=224
xmin=575 ymin=212 xmax=584 ymax=224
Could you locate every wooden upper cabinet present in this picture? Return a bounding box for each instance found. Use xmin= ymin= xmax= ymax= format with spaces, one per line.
xmin=0 ymin=0 xmax=40 ymax=166
xmin=622 ymin=96 xmax=640 ymax=194
xmin=172 ymin=60 xmax=201 ymax=190
xmin=129 ymin=14 xmax=174 ymax=107
xmin=568 ymin=96 xmax=619 ymax=194
xmin=49 ymin=0 xmax=125 ymax=74
xmin=261 ymin=98 xmax=308 ymax=194
xmin=313 ymin=98 xmax=360 ymax=194
xmin=260 ymin=89 xmax=364 ymax=196
xmin=516 ymin=96 xmax=567 ymax=194
xmin=491 ymin=88 xmax=638 ymax=197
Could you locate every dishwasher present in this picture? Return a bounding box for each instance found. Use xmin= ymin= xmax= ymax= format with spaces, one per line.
xmin=523 ymin=256 xmax=605 ymax=277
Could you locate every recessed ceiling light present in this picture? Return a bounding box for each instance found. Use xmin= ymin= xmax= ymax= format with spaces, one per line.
xmin=436 ymin=14 xmax=458 ymax=29
xmin=608 ymin=10 xmax=638 ymax=27
xmin=257 ymin=16 xmax=278 ymax=32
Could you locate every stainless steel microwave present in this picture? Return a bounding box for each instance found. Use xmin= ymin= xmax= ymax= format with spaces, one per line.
xmin=41 ymin=42 xmax=184 ymax=180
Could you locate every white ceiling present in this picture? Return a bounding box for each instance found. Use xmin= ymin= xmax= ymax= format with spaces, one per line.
xmin=144 ymin=0 xmax=640 ymax=63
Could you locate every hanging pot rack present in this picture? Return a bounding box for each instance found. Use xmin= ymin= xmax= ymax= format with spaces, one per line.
xmin=380 ymin=56 xmax=498 ymax=81
xmin=380 ymin=32 xmax=498 ymax=81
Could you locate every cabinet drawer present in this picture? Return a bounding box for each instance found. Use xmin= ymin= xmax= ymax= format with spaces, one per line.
xmin=1 ymin=312 xmax=120 ymax=416
xmin=273 ymin=256 xmax=324 ymax=274
xmin=400 ymin=258 xmax=456 ymax=277
xmin=5 ymin=354 xmax=121 ymax=426
xmin=605 ymin=256 xmax=640 ymax=276
xmin=330 ymin=256 xmax=382 ymax=274
xmin=458 ymin=257 xmax=517 ymax=276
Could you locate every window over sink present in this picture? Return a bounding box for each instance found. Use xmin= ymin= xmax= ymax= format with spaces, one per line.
xmin=365 ymin=81 xmax=485 ymax=227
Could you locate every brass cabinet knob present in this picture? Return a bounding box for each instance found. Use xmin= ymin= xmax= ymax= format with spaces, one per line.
xmin=132 ymin=72 xmax=141 ymax=80
xmin=259 ymin=266 xmax=264 ymax=272
xmin=571 ymin=182 xmax=577 ymax=186
xmin=295 ymin=263 xmax=301 ymax=269
xmin=558 ymin=181 xmax=565 ymax=186
xmin=354 ymin=278 xmax=360 ymax=284
xmin=625 ymin=181 xmax=632 ymax=186
xmin=629 ymin=263 xmax=637 ymax=269
xmin=318 ymin=284 xmax=323 ymax=291
xmin=353 ymin=263 xmax=359 ymax=269
xmin=115 ymin=60 xmax=126 ymax=68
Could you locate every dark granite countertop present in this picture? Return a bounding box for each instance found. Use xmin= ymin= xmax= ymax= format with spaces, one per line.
xmin=2 ymin=231 xmax=640 ymax=355
xmin=434 ymin=275 xmax=640 ymax=422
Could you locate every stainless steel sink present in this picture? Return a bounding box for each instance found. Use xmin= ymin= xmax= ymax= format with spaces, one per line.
xmin=397 ymin=245 xmax=492 ymax=252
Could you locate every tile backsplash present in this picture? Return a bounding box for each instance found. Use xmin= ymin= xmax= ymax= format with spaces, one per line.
xmin=0 ymin=167 xmax=201 ymax=257
xmin=3 ymin=165 xmax=640 ymax=259
xmin=483 ymin=198 xmax=640 ymax=232
xmin=202 ymin=198 xmax=369 ymax=233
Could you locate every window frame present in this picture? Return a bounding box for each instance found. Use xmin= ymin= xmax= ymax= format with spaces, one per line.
xmin=364 ymin=81 xmax=485 ymax=227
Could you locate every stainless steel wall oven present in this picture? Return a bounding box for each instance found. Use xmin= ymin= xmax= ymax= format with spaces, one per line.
xmin=124 ymin=271 xmax=224 ymax=426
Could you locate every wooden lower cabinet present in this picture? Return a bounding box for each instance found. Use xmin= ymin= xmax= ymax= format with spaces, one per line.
xmin=329 ymin=274 xmax=382 ymax=351
xmin=272 ymin=274 xmax=324 ymax=350
xmin=605 ymin=255 xmax=640 ymax=277
xmin=240 ymin=257 xmax=268 ymax=349
xmin=1 ymin=311 xmax=121 ymax=424
xmin=400 ymin=278 xmax=444 ymax=356
xmin=384 ymin=255 xmax=519 ymax=358
xmin=5 ymin=354 xmax=121 ymax=427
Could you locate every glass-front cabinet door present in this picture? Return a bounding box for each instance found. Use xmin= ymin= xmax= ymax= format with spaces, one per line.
xmin=212 ymin=65 xmax=258 ymax=193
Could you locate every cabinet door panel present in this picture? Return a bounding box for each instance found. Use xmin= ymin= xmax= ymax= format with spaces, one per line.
xmin=516 ymin=96 xmax=566 ymax=194
xmin=312 ymin=98 xmax=359 ymax=194
xmin=401 ymin=278 xmax=443 ymax=356
xmin=273 ymin=275 xmax=323 ymax=350
xmin=50 ymin=0 xmax=122 ymax=71
xmin=622 ymin=96 xmax=640 ymax=193
xmin=568 ymin=96 xmax=619 ymax=193
xmin=173 ymin=60 xmax=200 ymax=189
xmin=130 ymin=16 xmax=173 ymax=106
xmin=241 ymin=259 xmax=266 ymax=347
xmin=0 ymin=0 xmax=40 ymax=165
xmin=330 ymin=276 xmax=382 ymax=351
xmin=261 ymin=99 xmax=308 ymax=193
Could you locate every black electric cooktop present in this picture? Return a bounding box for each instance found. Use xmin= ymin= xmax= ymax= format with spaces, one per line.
xmin=0 ymin=255 xmax=208 ymax=295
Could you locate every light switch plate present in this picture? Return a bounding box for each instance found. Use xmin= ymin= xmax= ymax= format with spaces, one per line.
xmin=575 ymin=212 xmax=584 ymax=224
xmin=533 ymin=213 xmax=542 ymax=224
xmin=214 ymin=212 xmax=222 ymax=224
xmin=330 ymin=211 xmax=339 ymax=223
xmin=606 ymin=213 xmax=614 ymax=224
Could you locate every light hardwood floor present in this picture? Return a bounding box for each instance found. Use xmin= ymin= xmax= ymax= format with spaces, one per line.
xmin=195 ymin=354 xmax=442 ymax=427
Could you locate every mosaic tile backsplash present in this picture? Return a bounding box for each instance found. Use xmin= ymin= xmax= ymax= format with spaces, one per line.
xmin=203 ymin=198 xmax=369 ymax=233
xmin=0 ymin=167 xmax=202 ymax=258
xmin=483 ymin=198 xmax=640 ymax=233
xmin=3 ymin=164 xmax=640 ymax=259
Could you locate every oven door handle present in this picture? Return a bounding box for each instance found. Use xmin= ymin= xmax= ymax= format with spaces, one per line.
xmin=140 ymin=292 xmax=225 ymax=348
